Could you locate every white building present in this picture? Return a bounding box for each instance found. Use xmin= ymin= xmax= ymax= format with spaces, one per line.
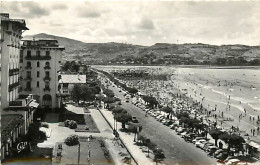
xmin=20 ymin=38 xmax=65 ymax=109
xmin=58 ymin=74 xmax=86 ymax=101
xmin=1 ymin=13 xmax=28 ymax=110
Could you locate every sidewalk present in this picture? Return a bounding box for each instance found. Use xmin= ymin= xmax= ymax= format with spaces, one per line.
xmin=99 ymin=108 xmax=163 ymax=165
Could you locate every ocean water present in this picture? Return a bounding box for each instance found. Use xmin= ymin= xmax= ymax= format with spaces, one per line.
xmin=174 ymin=68 xmax=260 ymax=112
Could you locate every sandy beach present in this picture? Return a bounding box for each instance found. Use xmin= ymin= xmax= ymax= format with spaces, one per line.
xmin=95 ymin=66 xmax=260 ymax=141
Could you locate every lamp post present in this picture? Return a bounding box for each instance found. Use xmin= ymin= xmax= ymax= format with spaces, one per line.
xmin=78 ymin=142 xmax=80 ymax=165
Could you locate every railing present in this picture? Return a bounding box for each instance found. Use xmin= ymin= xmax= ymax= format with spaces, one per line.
xmin=43 ymin=77 xmax=51 ymax=81
xmin=9 ymin=68 xmax=19 ymax=76
xmin=25 ymin=55 xmax=51 ymax=60
xmin=44 ymin=66 xmax=51 ymax=69
xmin=9 ymin=100 xmax=23 ymax=106
xmin=8 ymin=81 xmax=20 ymax=92
xmin=44 ymin=87 xmax=51 ymax=91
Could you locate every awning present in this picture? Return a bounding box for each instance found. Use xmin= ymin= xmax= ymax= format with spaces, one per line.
xmin=28 ymin=101 xmax=39 ymax=108
xmin=248 ymin=141 xmax=260 ymax=149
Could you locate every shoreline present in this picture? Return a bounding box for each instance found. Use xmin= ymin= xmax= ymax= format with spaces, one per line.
xmin=92 ymin=65 xmax=260 ymax=70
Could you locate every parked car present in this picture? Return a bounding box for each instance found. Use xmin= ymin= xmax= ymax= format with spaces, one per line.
xmin=208 ymin=146 xmax=218 ymax=156
xmin=195 ymin=139 xmax=207 ymax=148
xmin=192 ymin=137 xmax=204 ymax=144
xmin=181 ymin=132 xmax=187 ymax=138
xmin=202 ymin=142 xmax=215 ymax=151
xmin=132 ymin=117 xmax=139 ymax=123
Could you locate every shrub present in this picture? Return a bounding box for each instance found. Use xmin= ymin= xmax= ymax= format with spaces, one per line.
xmin=69 ymin=120 xmax=78 ymax=129
xmin=38 ymin=130 xmax=47 ymax=140
xmin=41 ymin=122 xmax=49 ymax=128
xmin=64 ymin=134 xmax=79 ymax=146
xmin=64 ymin=119 xmax=70 ymax=127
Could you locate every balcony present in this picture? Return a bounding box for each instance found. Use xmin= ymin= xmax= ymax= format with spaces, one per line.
xmin=24 ymin=88 xmax=32 ymax=91
xmin=44 ymin=87 xmax=50 ymax=91
xmin=25 ymin=55 xmax=51 ymax=60
xmin=25 ymin=66 xmax=32 ymax=69
xmin=25 ymin=76 xmax=32 ymax=81
xmin=9 ymin=68 xmax=19 ymax=76
xmin=9 ymin=100 xmax=23 ymax=106
xmin=43 ymin=77 xmax=51 ymax=81
xmin=8 ymin=81 xmax=20 ymax=92
xmin=44 ymin=66 xmax=51 ymax=70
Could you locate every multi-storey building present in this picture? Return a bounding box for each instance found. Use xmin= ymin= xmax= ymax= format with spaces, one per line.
xmin=1 ymin=13 xmax=39 ymax=161
xmin=1 ymin=13 xmax=28 ymax=110
xmin=20 ymin=38 xmax=65 ymax=109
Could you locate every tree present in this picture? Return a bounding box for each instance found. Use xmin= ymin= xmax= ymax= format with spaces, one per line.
xmin=219 ymin=133 xmax=245 ymax=153
xmin=81 ymin=85 xmax=96 ymax=101
xmin=176 ymin=112 xmax=190 ymax=119
xmin=209 ymin=129 xmax=224 ymax=146
xmin=71 ymin=84 xmax=82 ymax=103
xmin=111 ymin=106 xmax=126 ymax=114
xmin=115 ymin=113 xmax=132 ymax=129
xmin=161 ymin=106 xmax=172 ymax=119
xmin=62 ymin=61 xmax=71 ymax=71
xmin=128 ymin=123 xmax=143 ymax=142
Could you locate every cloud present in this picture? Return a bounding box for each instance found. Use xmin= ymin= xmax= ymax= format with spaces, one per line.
xmin=3 ymin=1 xmax=260 ymax=46
xmin=52 ymin=3 xmax=68 ymax=10
xmin=78 ymin=11 xmax=101 ymax=18
xmin=139 ymin=18 xmax=155 ymax=30
xmin=21 ymin=2 xmax=50 ymax=18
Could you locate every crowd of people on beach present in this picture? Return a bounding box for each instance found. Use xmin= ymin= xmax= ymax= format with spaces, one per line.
xmin=105 ymin=67 xmax=260 ymax=140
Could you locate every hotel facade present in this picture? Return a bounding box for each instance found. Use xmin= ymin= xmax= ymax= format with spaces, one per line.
xmin=1 ymin=13 xmax=39 ymax=161
xmin=20 ymin=38 xmax=65 ymax=109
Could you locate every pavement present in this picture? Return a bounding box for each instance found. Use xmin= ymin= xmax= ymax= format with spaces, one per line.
xmin=99 ymin=107 xmax=159 ymax=165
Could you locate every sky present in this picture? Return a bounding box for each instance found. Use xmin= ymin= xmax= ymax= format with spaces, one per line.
xmin=2 ymin=1 xmax=260 ymax=46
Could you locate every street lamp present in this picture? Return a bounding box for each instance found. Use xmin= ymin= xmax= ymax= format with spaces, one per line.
xmin=78 ymin=142 xmax=80 ymax=165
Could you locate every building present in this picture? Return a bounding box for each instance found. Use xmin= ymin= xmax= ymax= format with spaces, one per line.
xmin=1 ymin=13 xmax=39 ymax=161
xmin=1 ymin=114 xmax=24 ymax=160
xmin=20 ymin=38 xmax=65 ymax=109
xmin=0 ymin=13 xmax=29 ymax=110
xmin=58 ymin=74 xmax=86 ymax=102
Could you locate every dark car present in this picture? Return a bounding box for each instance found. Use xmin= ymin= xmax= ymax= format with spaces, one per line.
xmin=132 ymin=116 xmax=139 ymax=123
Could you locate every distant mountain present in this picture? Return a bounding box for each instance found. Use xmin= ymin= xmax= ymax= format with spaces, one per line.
xmin=24 ymin=33 xmax=260 ymax=65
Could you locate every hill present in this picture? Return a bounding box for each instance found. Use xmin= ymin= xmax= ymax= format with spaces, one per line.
xmin=24 ymin=33 xmax=260 ymax=65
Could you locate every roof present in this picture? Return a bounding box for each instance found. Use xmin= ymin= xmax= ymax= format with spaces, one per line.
xmin=59 ymin=74 xmax=86 ymax=84
xmin=22 ymin=38 xmax=58 ymax=42
xmin=248 ymin=141 xmax=260 ymax=149
xmin=1 ymin=114 xmax=24 ymax=143
xmin=1 ymin=13 xmax=29 ymax=30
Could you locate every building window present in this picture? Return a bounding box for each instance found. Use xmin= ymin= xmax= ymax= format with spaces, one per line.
xmin=45 ymin=81 xmax=50 ymax=88
xmin=36 ymin=51 xmax=40 ymax=57
xmin=46 ymin=51 xmax=50 ymax=56
xmin=37 ymin=71 xmax=40 ymax=77
xmin=27 ymin=51 xmax=31 ymax=57
xmin=26 ymin=61 xmax=31 ymax=67
xmin=37 ymin=62 xmax=40 ymax=67
xmin=45 ymin=61 xmax=50 ymax=67
xmin=37 ymin=81 xmax=39 ymax=87
xmin=20 ymin=50 xmax=23 ymax=63
xmin=26 ymin=81 xmax=31 ymax=89
xmin=27 ymin=71 xmax=31 ymax=78
xmin=27 ymin=41 xmax=31 ymax=45
xmin=45 ymin=71 xmax=50 ymax=77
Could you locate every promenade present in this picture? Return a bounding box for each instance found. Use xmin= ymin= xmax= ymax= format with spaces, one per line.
xmin=99 ymin=106 xmax=161 ymax=165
